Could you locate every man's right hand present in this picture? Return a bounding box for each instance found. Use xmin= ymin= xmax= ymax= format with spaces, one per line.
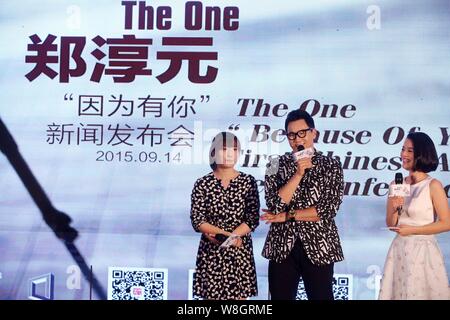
xmin=296 ymin=157 xmax=313 ymax=177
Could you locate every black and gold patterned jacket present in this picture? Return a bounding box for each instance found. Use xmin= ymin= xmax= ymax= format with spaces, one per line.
xmin=262 ymin=150 xmax=344 ymax=265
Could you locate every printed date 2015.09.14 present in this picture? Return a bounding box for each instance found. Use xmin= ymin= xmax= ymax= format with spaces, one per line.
xmin=96 ymin=151 xmax=181 ymax=163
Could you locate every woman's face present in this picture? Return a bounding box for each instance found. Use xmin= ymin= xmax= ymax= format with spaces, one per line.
xmin=400 ymin=138 xmax=415 ymax=171
xmin=215 ymin=145 xmax=239 ymax=169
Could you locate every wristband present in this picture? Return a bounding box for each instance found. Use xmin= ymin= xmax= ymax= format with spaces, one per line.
xmin=287 ymin=208 xmax=296 ymax=222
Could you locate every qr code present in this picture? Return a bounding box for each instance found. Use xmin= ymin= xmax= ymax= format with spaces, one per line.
xmin=188 ymin=269 xmax=202 ymax=300
xmin=107 ymin=267 xmax=168 ymax=300
xmin=296 ymin=273 xmax=353 ymax=300
xmin=374 ymin=274 xmax=382 ymax=300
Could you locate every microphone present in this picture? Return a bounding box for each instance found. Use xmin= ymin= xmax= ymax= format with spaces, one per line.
xmin=292 ymin=145 xmax=305 ymax=161
xmin=214 ymin=234 xmax=228 ymax=244
xmin=395 ymin=172 xmax=403 ymax=215
xmin=293 ymin=145 xmax=312 ymax=175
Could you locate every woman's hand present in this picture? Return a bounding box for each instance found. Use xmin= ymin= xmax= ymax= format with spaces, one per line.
xmin=230 ymin=235 xmax=243 ymax=248
xmin=204 ymin=231 xmax=243 ymax=247
xmin=203 ymin=233 xmax=220 ymax=244
xmin=260 ymin=209 xmax=286 ymax=224
xmin=390 ymin=196 xmax=404 ymax=214
xmin=391 ymin=224 xmax=416 ymax=236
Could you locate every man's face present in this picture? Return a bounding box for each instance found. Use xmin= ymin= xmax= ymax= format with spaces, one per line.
xmin=286 ymin=119 xmax=316 ymax=151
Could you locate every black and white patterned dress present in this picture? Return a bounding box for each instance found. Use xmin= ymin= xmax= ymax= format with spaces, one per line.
xmin=190 ymin=172 xmax=260 ymax=299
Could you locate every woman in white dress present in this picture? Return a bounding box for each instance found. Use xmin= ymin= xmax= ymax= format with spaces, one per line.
xmin=379 ymin=132 xmax=450 ymax=300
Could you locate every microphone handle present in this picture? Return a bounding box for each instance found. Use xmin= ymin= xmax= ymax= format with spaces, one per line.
xmin=215 ymin=234 xmax=228 ymax=244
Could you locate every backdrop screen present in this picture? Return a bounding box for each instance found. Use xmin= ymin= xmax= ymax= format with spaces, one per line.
xmin=0 ymin=0 xmax=449 ymax=300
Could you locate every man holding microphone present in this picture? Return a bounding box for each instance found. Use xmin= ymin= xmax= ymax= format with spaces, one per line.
xmin=261 ymin=109 xmax=345 ymax=300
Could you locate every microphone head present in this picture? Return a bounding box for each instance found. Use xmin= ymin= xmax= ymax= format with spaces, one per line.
xmin=395 ymin=172 xmax=403 ymax=185
xmin=297 ymin=145 xmax=305 ymax=151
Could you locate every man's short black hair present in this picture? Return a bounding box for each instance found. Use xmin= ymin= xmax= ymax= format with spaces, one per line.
xmin=407 ymin=132 xmax=439 ymax=173
xmin=285 ymin=109 xmax=315 ymax=132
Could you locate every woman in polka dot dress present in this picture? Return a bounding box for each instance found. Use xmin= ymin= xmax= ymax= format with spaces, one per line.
xmin=190 ymin=132 xmax=260 ymax=300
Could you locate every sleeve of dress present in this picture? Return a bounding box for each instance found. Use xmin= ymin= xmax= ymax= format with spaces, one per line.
xmin=243 ymin=176 xmax=261 ymax=232
xmin=190 ymin=179 xmax=207 ymax=232
xmin=315 ymin=159 xmax=344 ymax=220
xmin=264 ymin=156 xmax=288 ymax=214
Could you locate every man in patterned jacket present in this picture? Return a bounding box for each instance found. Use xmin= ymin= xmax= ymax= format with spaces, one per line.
xmin=261 ymin=109 xmax=344 ymax=300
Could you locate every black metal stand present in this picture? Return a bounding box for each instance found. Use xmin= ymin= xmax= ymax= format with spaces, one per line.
xmin=0 ymin=117 xmax=106 ymax=300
